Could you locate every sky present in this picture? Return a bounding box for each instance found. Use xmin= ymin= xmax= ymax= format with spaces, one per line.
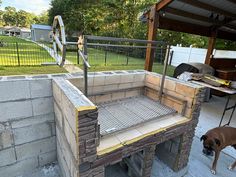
xmin=1 ymin=0 xmax=51 ymax=15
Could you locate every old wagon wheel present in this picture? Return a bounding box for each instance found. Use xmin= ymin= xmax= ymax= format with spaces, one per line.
xmin=52 ymin=15 xmax=66 ymax=66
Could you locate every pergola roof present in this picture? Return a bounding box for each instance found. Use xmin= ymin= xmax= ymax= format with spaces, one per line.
xmin=145 ymin=0 xmax=236 ymax=41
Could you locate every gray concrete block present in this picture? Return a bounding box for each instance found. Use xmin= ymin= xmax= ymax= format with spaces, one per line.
xmin=30 ymin=79 xmax=52 ymax=98
xmin=0 ymin=100 xmax=33 ymax=122
xmin=54 ymin=102 xmax=63 ymax=129
xmin=52 ymin=81 xmax=62 ymax=105
xmin=13 ymin=123 xmax=52 ymax=145
xmin=0 ymin=157 xmax=38 ymax=177
xmin=32 ymin=97 xmax=54 ymax=116
xmin=11 ymin=113 xmax=54 ymax=129
xmin=0 ymin=148 xmax=16 ymax=167
xmin=0 ymin=129 xmax=13 ymax=150
xmin=0 ymin=80 xmax=30 ymax=102
xmin=39 ymin=150 xmax=57 ymax=166
xmin=57 ymin=142 xmax=71 ymax=177
xmin=15 ymin=136 xmax=56 ymax=161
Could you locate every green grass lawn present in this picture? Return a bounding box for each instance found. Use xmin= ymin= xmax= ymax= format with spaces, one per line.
xmin=0 ymin=66 xmax=67 ymax=76
xmin=0 ymin=35 xmax=55 ymax=66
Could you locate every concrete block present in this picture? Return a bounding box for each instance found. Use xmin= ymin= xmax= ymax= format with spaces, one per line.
xmin=0 ymin=148 xmax=16 ymax=167
xmin=52 ymin=81 xmax=62 ymax=105
xmin=0 ymin=80 xmax=30 ymax=102
xmin=30 ymin=79 xmax=52 ymax=98
xmin=112 ymin=92 xmax=125 ymax=101
xmin=64 ymin=119 xmax=77 ymax=158
xmin=120 ymin=74 xmax=134 ymax=83
xmin=95 ymin=94 xmax=112 ymax=103
xmin=164 ymin=80 xmax=176 ymax=91
xmin=69 ymin=78 xmax=84 ymax=89
xmin=134 ymin=73 xmax=145 ymax=82
xmin=103 ymin=84 xmax=119 ymax=92
xmin=92 ymin=86 xmax=104 ymax=94
xmin=57 ymin=142 xmax=71 ymax=177
xmin=105 ymin=75 xmax=121 ymax=85
xmin=125 ymin=90 xmax=141 ymax=98
xmin=0 ymin=100 xmax=33 ymax=122
xmin=176 ymin=83 xmax=195 ymax=98
xmin=132 ymin=82 xmax=144 ymax=88
xmin=93 ymin=76 xmax=105 ymax=86
xmin=0 ymin=157 xmax=38 ymax=177
xmin=146 ymin=74 xmax=160 ymax=86
xmin=0 ymin=129 xmax=13 ymax=150
xmin=54 ymin=102 xmax=63 ymax=129
xmin=11 ymin=113 xmax=54 ymax=129
xmin=118 ymin=83 xmax=133 ymax=89
xmin=32 ymin=97 xmax=53 ymax=116
xmin=39 ymin=150 xmax=57 ymax=166
xmin=61 ymin=93 xmax=76 ymax=134
xmin=15 ymin=136 xmax=56 ymax=161
xmin=13 ymin=123 xmax=52 ymax=145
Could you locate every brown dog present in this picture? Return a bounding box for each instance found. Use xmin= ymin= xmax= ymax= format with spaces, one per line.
xmin=201 ymin=126 xmax=236 ymax=175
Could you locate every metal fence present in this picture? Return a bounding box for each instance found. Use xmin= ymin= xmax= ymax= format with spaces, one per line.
xmin=0 ymin=42 xmax=55 ymax=66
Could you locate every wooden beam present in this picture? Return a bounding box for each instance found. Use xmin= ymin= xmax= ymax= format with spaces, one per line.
xmin=158 ymin=17 xmax=211 ymax=36
xmin=145 ymin=5 xmax=159 ymax=71
xmin=179 ymin=0 xmax=236 ymax=19
xmin=226 ymin=0 xmax=236 ymax=4
xmin=205 ymin=32 xmax=217 ymax=65
xmin=156 ymin=0 xmax=174 ymax=11
xmin=143 ymin=0 xmax=174 ymax=17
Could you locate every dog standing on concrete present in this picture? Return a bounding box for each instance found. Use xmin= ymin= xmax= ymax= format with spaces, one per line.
xmin=200 ymin=126 xmax=236 ymax=175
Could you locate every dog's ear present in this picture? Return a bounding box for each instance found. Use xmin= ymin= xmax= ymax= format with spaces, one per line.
xmin=200 ymin=135 xmax=207 ymax=141
xmin=214 ymin=138 xmax=221 ymax=146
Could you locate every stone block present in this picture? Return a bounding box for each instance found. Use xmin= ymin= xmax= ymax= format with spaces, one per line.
xmin=103 ymin=84 xmax=119 ymax=92
xmin=32 ymin=97 xmax=54 ymax=116
xmin=30 ymin=79 xmax=52 ymax=98
xmin=92 ymin=86 xmax=104 ymax=94
xmin=57 ymin=143 xmax=71 ymax=177
xmin=0 ymin=80 xmax=30 ymax=102
xmin=0 ymin=148 xmax=16 ymax=167
xmin=11 ymin=113 xmax=54 ymax=129
xmin=0 ymin=129 xmax=13 ymax=150
xmin=0 ymin=157 xmax=38 ymax=177
xmin=39 ymin=150 xmax=57 ymax=166
xmin=15 ymin=136 xmax=56 ymax=161
xmin=118 ymin=83 xmax=133 ymax=89
xmin=13 ymin=123 xmax=52 ymax=145
xmin=0 ymin=100 xmax=33 ymax=122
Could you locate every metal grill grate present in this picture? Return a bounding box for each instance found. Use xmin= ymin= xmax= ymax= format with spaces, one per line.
xmin=98 ymin=96 xmax=176 ymax=136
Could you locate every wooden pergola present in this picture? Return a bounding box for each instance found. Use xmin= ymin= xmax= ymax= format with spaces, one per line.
xmin=145 ymin=0 xmax=236 ymax=71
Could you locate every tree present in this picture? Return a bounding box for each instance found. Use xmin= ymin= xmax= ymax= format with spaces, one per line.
xmin=3 ymin=6 xmax=17 ymax=26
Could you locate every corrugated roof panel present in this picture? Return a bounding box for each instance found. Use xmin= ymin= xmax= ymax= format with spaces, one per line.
xmin=198 ymin=0 xmax=236 ymax=15
xmin=31 ymin=24 xmax=52 ymax=30
xmin=164 ymin=13 xmax=211 ymax=27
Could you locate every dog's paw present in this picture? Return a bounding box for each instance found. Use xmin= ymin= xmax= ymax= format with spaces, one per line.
xmin=228 ymin=165 xmax=233 ymax=171
xmin=211 ymin=169 xmax=216 ymax=175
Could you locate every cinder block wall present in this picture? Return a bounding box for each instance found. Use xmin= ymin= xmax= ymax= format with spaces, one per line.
xmin=0 ymin=77 xmax=56 ymax=177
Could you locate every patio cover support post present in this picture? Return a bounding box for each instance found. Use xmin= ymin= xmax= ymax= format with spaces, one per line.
xmin=205 ymin=31 xmax=217 ymax=65
xmin=145 ymin=4 xmax=158 ymax=71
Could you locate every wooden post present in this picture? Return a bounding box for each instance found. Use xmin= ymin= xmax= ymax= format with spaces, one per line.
xmin=205 ymin=31 xmax=217 ymax=65
xmin=145 ymin=4 xmax=159 ymax=71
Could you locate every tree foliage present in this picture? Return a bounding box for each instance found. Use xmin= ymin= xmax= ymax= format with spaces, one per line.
xmin=1 ymin=6 xmax=49 ymax=27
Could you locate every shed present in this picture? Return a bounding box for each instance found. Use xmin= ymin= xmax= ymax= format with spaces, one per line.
xmin=31 ymin=24 xmax=52 ymax=42
xmin=20 ymin=28 xmax=31 ymax=39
